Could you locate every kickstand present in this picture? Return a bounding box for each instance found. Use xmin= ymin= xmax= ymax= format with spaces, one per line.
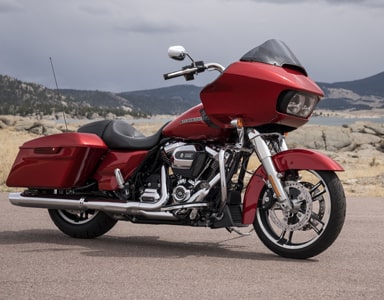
xmin=226 ymin=227 xmax=254 ymax=236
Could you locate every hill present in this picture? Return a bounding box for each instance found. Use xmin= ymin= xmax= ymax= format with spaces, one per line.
xmin=1 ymin=71 xmax=383 ymax=117
xmin=0 ymin=75 xmax=143 ymax=118
xmin=319 ymin=72 xmax=384 ymax=97
xmin=118 ymin=85 xmax=201 ymax=115
xmin=0 ymin=74 xmax=201 ymax=117
xmin=317 ymin=72 xmax=384 ymax=111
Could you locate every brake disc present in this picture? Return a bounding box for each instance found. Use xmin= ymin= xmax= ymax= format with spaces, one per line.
xmin=269 ymin=181 xmax=313 ymax=231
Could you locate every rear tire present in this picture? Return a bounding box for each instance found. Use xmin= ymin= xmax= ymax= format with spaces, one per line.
xmin=48 ymin=209 xmax=117 ymax=239
xmin=254 ymin=170 xmax=346 ymax=259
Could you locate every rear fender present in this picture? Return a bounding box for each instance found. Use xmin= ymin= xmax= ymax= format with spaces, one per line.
xmin=242 ymin=149 xmax=343 ymax=224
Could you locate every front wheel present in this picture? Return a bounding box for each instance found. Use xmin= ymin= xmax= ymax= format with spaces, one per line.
xmin=48 ymin=209 xmax=118 ymax=239
xmin=254 ymin=170 xmax=346 ymax=259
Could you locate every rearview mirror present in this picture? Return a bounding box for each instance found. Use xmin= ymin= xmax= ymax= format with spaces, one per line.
xmin=168 ymin=45 xmax=187 ymax=61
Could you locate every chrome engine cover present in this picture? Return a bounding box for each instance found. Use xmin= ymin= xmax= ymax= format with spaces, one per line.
xmin=171 ymin=145 xmax=197 ymax=169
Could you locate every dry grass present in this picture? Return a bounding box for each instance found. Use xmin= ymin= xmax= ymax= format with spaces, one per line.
xmin=0 ymin=129 xmax=34 ymax=191
xmin=333 ymin=151 xmax=384 ymax=197
xmin=1 ymin=123 xmax=383 ymax=197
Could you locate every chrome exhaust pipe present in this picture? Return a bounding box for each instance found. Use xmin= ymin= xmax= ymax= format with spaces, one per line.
xmin=8 ymin=166 xmax=174 ymax=219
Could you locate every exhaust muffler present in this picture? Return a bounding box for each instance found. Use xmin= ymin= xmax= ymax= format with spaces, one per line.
xmin=8 ymin=166 xmax=176 ymax=220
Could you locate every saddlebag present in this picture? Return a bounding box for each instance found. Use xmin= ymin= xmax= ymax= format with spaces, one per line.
xmin=6 ymin=133 xmax=108 ymax=189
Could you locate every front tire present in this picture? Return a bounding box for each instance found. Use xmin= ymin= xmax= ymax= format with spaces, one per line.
xmin=254 ymin=170 xmax=346 ymax=259
xmin=48 ymin=209 xmax=117 ymax=239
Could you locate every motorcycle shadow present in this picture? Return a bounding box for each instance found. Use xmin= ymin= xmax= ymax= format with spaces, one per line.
xmin=0 ymin=229 xmax=317 ymax=262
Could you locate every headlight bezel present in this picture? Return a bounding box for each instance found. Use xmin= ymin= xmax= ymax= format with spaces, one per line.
xmin=277 ymin=90 xmax=320 ymax=118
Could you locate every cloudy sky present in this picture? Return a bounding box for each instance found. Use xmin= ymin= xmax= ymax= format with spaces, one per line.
xmin=0 ymin=0 xmax=383 ymax=92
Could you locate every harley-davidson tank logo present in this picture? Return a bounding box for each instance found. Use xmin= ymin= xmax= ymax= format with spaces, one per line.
xmin=180 ymin=117 xmax=203 ymax=124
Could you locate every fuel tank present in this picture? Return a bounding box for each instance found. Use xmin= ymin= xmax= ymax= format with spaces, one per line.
xmin=162 ymin=104 xmax=230 ymax=141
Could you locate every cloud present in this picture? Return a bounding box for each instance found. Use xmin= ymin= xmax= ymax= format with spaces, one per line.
xmin=114 ymin=21 xmax=191 ymax=35
xmin=242 ymin=0 xmax=384 ymax=7
xmin=0 ymin=0 xmax=383 ymax=91
xmin=77 ymin=4 xmax=111 ymax=16
xmin=325 ymin=0 xmax=384 ymax=7
xmin=0 ymin=0 xmax=23 ymax=13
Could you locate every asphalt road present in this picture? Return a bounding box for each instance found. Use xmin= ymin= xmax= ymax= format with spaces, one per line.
xmin=1 ymin=192 xmax=383 ymax=299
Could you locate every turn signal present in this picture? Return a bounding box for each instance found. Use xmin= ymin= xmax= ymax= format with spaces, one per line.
xmin=230 ymin=118 xmax=244 ymax=129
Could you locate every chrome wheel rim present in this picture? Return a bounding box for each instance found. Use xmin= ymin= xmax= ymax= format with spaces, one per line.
xmin=256 ymin=170 xmax=331 ymax=250
xmin=57 ymin=209 xmax=100 ymax=225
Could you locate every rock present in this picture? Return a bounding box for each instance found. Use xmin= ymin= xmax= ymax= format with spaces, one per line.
xmin=377 ymin=140 xmax=384 ymax=152
xmin=29 ymin=125 xmax=44 ymax=135
xmin=362 ymin=127 xmax=377 ymax=135
xmin=0 ymin=116 xmax=16 ymax=126
xmin=105 ymin=113 xmax=116 ymax=120
xmin=365 ymin=123 xmax=384 ymax=136
xmin=44 ymin=127 xmax=63 ymax=135
xmin=322 ymin=127 xmax=351 ymax=151
xmin=356 ymin=143 xmax=377 ymax=151
xmin=287 ymin=126 xmax=325 ymax=149
xmin=10 ymin=118 xmax=64 ymax=135
xmin=89 ymin=113 xmax=100 ymax=119
xmin=287 ymin=120 xmax=384 ymax=153
xmin=349 ymin=123 xmax=365 ymax=133
xmin=14 ymin=119 xmax=36 ymax=131
xmin=350 ymin=132 xmax=381 ymax=146
xmin=287 ymin=125 xmax=352 ymax=151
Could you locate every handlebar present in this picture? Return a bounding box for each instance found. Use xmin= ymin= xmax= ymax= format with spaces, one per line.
xmin=163 ymin=62 xmax=225 ymax=81
xmin=163 ymin=67 xmax=199 ymax=80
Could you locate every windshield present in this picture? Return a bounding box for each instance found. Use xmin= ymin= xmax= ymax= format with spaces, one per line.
xmin=240 ymin=39 xmax=307 ymax=76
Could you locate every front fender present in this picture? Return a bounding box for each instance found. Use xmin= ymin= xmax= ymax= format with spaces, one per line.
xmin=242 ymin=149 xmax=343 ymax=224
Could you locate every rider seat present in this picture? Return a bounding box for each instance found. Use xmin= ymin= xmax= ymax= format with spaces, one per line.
xmin=78 ymin=120 xmax=164 ymax=150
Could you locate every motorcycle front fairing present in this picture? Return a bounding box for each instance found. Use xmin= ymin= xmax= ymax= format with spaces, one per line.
xmin=200 ymin=39 xmax=323 ymax=129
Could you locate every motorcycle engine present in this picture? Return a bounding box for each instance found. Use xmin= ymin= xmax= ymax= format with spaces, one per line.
xmin=170 ymin=144 xmax=207 ymax=178
xmin=163 ymin=142 xmax=211 ymax=204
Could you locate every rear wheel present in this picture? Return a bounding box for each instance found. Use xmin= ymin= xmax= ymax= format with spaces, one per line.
xmin=254 ymin=170 xmax=346 ymax=259
xmin=48 ymin=209 xmax=117 ymax=239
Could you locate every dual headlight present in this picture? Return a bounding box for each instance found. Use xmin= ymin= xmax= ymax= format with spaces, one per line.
xmin=277 ymin=90 xmax=320 ymax=118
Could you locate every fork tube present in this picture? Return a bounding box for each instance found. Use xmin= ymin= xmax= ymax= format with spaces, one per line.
xmin=218 ymin=149 xmax=227 ymax=211
xmin=247 ymin=129 xmax=292 ymax=210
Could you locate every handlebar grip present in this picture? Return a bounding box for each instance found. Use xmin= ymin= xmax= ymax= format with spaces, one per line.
xmin=163 ymin=61 xmax=222 ymax=81
xmin=163 ymin=66 xmax=200 ymax=81
xmin=163 ymin=69 xmax=186 ymax=80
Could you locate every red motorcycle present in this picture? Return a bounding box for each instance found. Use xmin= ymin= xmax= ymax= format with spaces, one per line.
xmin=7 ymin=39 xmax=346 ymax=259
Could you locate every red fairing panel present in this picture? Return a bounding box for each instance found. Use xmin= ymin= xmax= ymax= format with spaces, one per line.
xmin=242 ymin=149 xmax=344 ymax=224
xmin=6 ymin=133 xmax=108 ymax=188
xmin=93 ymin=150 xmax=148 ymax=190
xmin=201 ymin=61 xmax=324 ymax=128
xmin=162 ymin=104 xmax=230 ymax=141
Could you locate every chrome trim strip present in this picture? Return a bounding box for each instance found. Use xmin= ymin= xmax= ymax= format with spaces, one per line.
xmin=218 ymin=149 xmax=227 ymax=213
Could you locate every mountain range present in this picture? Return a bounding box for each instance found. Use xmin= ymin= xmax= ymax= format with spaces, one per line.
xmin=0 ymin=71 xmax=383 ymax=117
xmin=317 ymin=72 xmax=384 ymax=111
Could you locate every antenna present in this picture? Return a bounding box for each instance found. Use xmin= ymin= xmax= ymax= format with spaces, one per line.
xmin=49 ymin=57 xmax=68 ymax=132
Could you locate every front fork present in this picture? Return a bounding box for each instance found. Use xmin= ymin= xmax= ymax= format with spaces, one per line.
xmin=246 ymin=128 xmax=293 ymax=211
